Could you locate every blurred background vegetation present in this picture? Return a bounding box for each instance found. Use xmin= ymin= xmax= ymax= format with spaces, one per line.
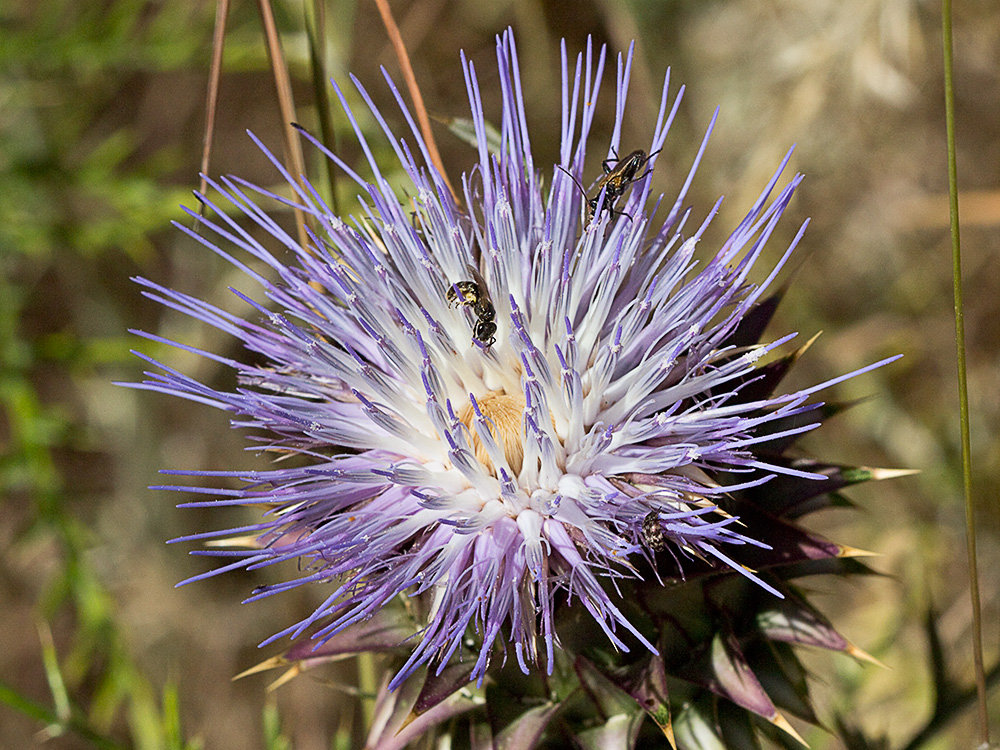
xmin=1 ymin=0 xmax=997 ymax=748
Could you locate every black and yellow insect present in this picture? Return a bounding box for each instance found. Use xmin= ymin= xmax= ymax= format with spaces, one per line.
xmin=641 ymin=510 xmax=667 ymax=552
xmin=447 ymin=265 xmax=497 ymax=349
xmin=445 ymin=280 xmax=481 ymax=308
xmin=561 ymin=148 xmax=661 ymax=223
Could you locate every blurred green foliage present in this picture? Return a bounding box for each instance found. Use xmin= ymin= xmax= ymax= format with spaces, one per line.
xmin=1 ymin=1 xmax=215 ymax=747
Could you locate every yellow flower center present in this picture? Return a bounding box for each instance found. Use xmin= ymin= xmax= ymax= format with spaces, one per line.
xmin=457 ymin=391 xmax=525 ymax=476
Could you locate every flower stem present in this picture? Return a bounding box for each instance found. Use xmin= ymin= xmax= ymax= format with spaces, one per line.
xmin=941 ymin=0 xmax=989 ymax=744
xmin=197 ymin=0 xmax=230 ymax=224
xmin=373 ymin=0 xmax=460 ymax=206
xmin=256 ymin=0 xmax=311 ymax=251
xmin=357 ymin=651 xmax=377 ymax=731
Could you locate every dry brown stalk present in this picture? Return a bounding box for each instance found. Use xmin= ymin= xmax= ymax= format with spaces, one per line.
xmin=257 ymin=0 xmax=312 ymax=253
xmin=197 ymin=0 xmax=231 ymax=222
xmin=373 ymin=0 xmax=460 ymax=206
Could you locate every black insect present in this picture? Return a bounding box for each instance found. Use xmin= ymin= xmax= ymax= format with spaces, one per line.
xmin=445 ymin=280 xmax=480 ymax=308
xmin=472 ymin=314 xmax=497 ymax=350
xmin=447 ymin=265 xmax=497 ymax=349
xmin=641 ymin=510 xmax=667 ymax=552
xmin=561 ymin=148 xmax=661 ymax=223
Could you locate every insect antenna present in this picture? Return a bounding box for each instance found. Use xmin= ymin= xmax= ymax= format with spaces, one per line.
xmin=556 ymin=164 xmax=599 ymax=223
xmin=556 ymin=164 xmax=588 ymax=200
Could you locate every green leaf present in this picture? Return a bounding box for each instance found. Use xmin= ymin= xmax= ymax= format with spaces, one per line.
xmin=724 ymin=291 xmax=784 ymax=349
xmin=573 ymin=710 xmax=646 ymax=750
xmin=598 ymin=652 xmax=673 ymax=741
xmin=438 ymin=115 xmax=503 ymax=155
xmin=412 ymin=660 xmax=476 ymax=716
xmin=717 ymin=698 xmax=763 ymax=750
xmin=706 ymin=633 xmax=776 ymax=719
xmin=493 ymin=702 xmax=562 ymax=750
xmin=747 ymin=641 xmax=818 ymax=725
xmin=574 ymin=656 xmax=641 ymax=719
xmin=756 ymin=592 xmax=848 ymax=652
xmin=674 ymin=701 xmax=726 ymax=750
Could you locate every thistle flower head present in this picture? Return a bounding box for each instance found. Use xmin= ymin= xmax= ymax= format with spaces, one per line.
xmin=130 ymin=29 xmax=896 ymax=711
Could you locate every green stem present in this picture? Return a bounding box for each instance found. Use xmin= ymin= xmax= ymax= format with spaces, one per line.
xmin=941 ymin=0 xmax=989 ymax=744
xmin=357 ymin=651 xmax=377 ymax=730
xmin=0 ymin=680 xmax=125 ymax=750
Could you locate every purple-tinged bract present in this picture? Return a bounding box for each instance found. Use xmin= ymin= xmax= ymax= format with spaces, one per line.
xmin=129 ymin=30 xmax=897 ymax=728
